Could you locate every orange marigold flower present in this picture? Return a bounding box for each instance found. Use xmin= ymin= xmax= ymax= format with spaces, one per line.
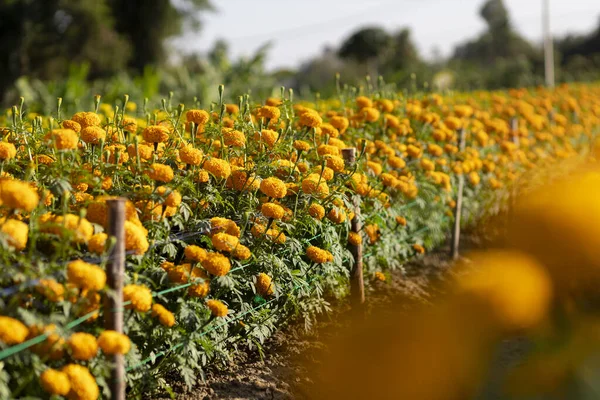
xmin=142 ymin=125 xmax=170 ymax=143
xmin=0 ymin=316 xmax=28 ymax=345
xmin=185 ymin=245 xmax=209 ymax=262
xmin=254 ymin=129 xmax=279 ymax=148
xmin=151 ymin=304 xmax=176 ymax=327
xmin=80 ymin=126 xmax=106 ymax=145
xmin=413 ymin=244 xmax=425 ymax=254
xmin=202 ymin=252 xmax=231 ymax=276
xmin=123 ymin=284 xmax=152 ymax=312
xmin=348 ymin=232 xmax=362 ymax=246
xmin=68 ymin=332 xmax=98 ymax=361
xmin=147 ymin=163 xmax=174 ymax=183
xmin=211 ymin=232 xmax=239 ymax=253
xmin=61 ymin=364 xmax=99 ymax=400
xmin=308 ymin=203 xmax=325 ymax=220
xmin=71 ymin=112 xmax=101 ymax=128
xmin=203 ymin=158 xmax=231 ymax=180
xmin=62 ymin=119 xmax=81 ymax=133
xmin=179 ymin=144 xmax=203 ymax=165
xmin=261 ymin=202 xmax=285 ymax=219
xmin=206 ymin=299 xmax=228 ymax=317
xmin=223 ymin=129 xmax=246 ymax=147
xmin=0 ymin=218 xmax=28 ymax=250
xmin=45 ymin=128 xmax=79 ymax=150
xmin=306 ymin=246 xmax=334 ymax=263
xmin=256 ymin=273 xmax=274 ymax=296
xmin=0 ymin=142 xmax=16 ymax=160
xmin=67 ymin=260 xmax=106 ymax=291
xmin=293 ymin=140 xmax=311 ymax=151
xmin=257 ymin=105 xmax=281 ymax=120
xmin=186 ymin=109 xmax=210 ymax=125
xmin=40 ymin=369 xmax=71 ymax=396
xmin=97 ymin=330 xmax=131 ymax=355
xmin=299 ymin=109 xmax=322 ymax=128
xmin=260 ymin=177 xmax=287 ymax=198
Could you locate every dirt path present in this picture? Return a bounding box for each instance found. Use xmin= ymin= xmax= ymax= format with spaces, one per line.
xmin=157 ymin=235 xmax=525 ymax=400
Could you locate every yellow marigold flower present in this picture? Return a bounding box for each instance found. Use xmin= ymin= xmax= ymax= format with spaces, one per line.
xmin=80 ymin=126 xmax=106 ymax=145
xmin=223 ymin=129 xmax=246 ymax=147
xmin=227 ymin=169 xmax=259 ymax=191
xmin=325 ymin=155 xmax=345 ymax=172
xmin=125 ymin=220 xmax=149 ymax=255
xmin=88 ymin=233 xmax=107 ymax=254
xmin=0 ymin=142 xmax=16 ymax=160
xmin=185 ymin=245 xmax=208 ymax=262
xmin=142 ymin=125 xmax=170 ymax=143
xmin=361 ymin=107 xmax=380 ymax=122
xmin=256 ymin=273 xmax=274 ymax=296
xmin=308 ymin=203 xmax=325 ymax=220
xmin=127 ymin=142 xmax=154 ymax=161
xmin=257 ymin=105 xmax=281 ymax=120
xmin=444 ymin=116 xmax=462 ymax=130
xmin=317 ymin=144 xmax=340 ymax=157
xmin=413 ymin=244 xmax=425 ymax=254
xmin=348 ymin=232 xmax=362 ymax=246
xmin=367 ymin=161 xmax=383 ymax=176
xmin=261 ymin=202 xmax=285 ymax=219
xmin=0 ymin=316 xmax=28 ymax=344
xmin=28 ymin=324 xmax=65 ymax=360
xmin=260 ymin=177 xmax=287 ymax=198
xmin=35 ymin=154 xmax=55 ymax=165
xmin=0 ymin=218 xmax=28 ymax=250
xmin=320 ymin=123 xmax=340 ymax=138
xmin=396 ymin=216 xmax=407 ymax=226
xmin=254 ymin=129 xmax=279 ymax=148
xmin=388 ymin=156 xmax=406 ymax=169
xmin=299 ymin=109 xmax=323 ymax=128
xmin=313 ymin=166 xmax=334 ymax=181
xmin=420 ymin=158 xmax=435 ymax=172
xmin=37 ymin=278 xmax=65 ymax=302
xmin=226 ymin=104 xmax=239 ymax=114
xmin=266 ymin=97 xmax=283 ymax=106
xmin=45 ymin=128 xmax=79 ymax=150
xmin=365 ymin=224 xmax=380 ymax=244
xmin=407 ymin=144 xmax=423 ymax=159
xmin=456 ymin=251 xmax=551 ymax=331
xmin=147 ymin=163 xmax=174 ymax=183
xmin=97 ymin=330 xmax=131 ymax=355
xmin=179 ymin=144 xmax=203 ymax=165
xmin=302 ymin=174 xmax=330 ymax=197
xmin=68 ymin=332 xmax=98 ymax=361
xmin=61 ymin=364 xmax=99 ymax=400
xmin=211 ymin=217 xmax=241 ymax=237
xmin=40 ymin=369 xmax=71 ymax=396
xmin=123 ymin=284 xmax=152 ymax=312
xmin=203 ymin=157 xmax=231 ymax=180
xmin=469 ymin=171 xmax=481 ymax=186
xmin=196 ymin=169 xmax=210 ymax=183
xmin=374 ymin=271 xmax=386 ymax=281
xmin=293 ymin=140 xmax=311 ymax=152
xmin=306 ymin=246 xmax=333 ymax=264
xmin=50 ymin=214 xmax=94 ymax=243
xmin=188 ymin=274 xmax=211 ymax=298
xmin=327 ymin=208 xmax=346 ymax=224
xmin=0 ymin=179 xmax=40 ymax=211
xmin=211 ymin=232 xmax=239 ymax=252
xmin=71 ymin=112 xmax=101 ymax=129
xmin=67 ymin=260 xmax=106 ymax=291
xmin=356 ymin=96 xmax=373 ymax=109
xmin=151 ymin=304 xmax=176 ymax=327
xmin=186 ymin=109 xmax=210 ymax=125
xmin=206 ymin=299 xmax=228 ymax=317
xmin=121 ymin=116 xmax=138 ymax=133
xmin=232 ymin=244 xmax=252 ymax=260
xmin=62 ymin=119 xmax=82 ymax=133
xmin=201 ymin=252 xmax=231 ymax=276
xmin=330 ymin=116 xmax=349 ymax=133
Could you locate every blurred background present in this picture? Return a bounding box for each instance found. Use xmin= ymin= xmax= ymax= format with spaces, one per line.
xmin=0 ymin=0 xmax=599 ymax=110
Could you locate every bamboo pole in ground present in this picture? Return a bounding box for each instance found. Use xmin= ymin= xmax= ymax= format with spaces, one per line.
xmin=450 ymin=128 xmax=467 ymax=260
xmin=105 ymin=198 xmax=126 ymax=400
xmin=342 ymin=148 xmax=365 ymax=307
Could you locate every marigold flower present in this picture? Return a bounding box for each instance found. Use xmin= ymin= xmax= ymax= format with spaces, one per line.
xmin=293 ymin=140 xmax=311 ymax=151
xmin=142 ymin=125 xmax=170 ymax=143
xmin=257 ymin=105 xmax=281 ymax=120
xmin=96 ymin=330 xmax=131 ymax=355
xmin=0 ymin=218 xmax=28 ymax=250
xmin=179 ymin=144 xmax=203 ymax=165
xmin=61 ymin=364 xmax=99 ymax=400
xmin=147 ymin=163 xmax=174 ymax=183
xmin=232 ymin=244 xmax=252 ymax=260
xmin=211 ymin=217 xmax=241 ymax=237
xmin=123 ymin=284 xmax=152 ymax=312
xmin=37 ymin=278 xmax=65 ymax=301
xmin=261 ymin=202 xmax=285 ymax=219
xmin=356 ymin=96 xmax=373 ymax=109
xmin=299 ymin=109 xmax=322 ymax=128
xmin=206 ymin=299 xmax=228 ymax=317
xmin=211 ymin=232 xmax=239 ymax=252
xmin=327 ymin=208 xmax=347 ymax=224
xmin=256 ymin=273 xmax=274 ymax=296
xmin=186 ymin=109 xmax=210 ymax=125
xmin=365 ymin=224 xmax=380 ymax=244
xmin=50 ymin=214 xmax=94 ymax=243
xmin=28 ymin=324 xmax=65 ymax=360
xmin=260 ymin=177 xmax=287 ymax=198
xmin=302 ymin=174 xmax=329 ymax=197
xmin=45 ymin=128 xmax=79 ymax=150
xmin=330 ymin=116 xmax=349 ymax=133
xmin=325 ymin=155 xmax=345 ymax=172
xmin=68 ymin=332 xmax=98 ymax=361
xmin=348 ymin=232 xmax=362 ymax=246
xmin=0 ymin=316 xmax=28 ymax=344
xmin=308 ymin=203 xmax=325 ymax=220
xmin=203 ymin=158 xmax=231 ymax=180
xmin=202 ymin=252 xmax=231 ymax=276
xmin=125 ymin=220 xmax=149 ymax=255
xmin=80 ymin=126 xmax=106 ymax=145
xmin=188 ymin=269 xmax=211 ymax=298
xmin=395 ymin=216 xmax=407 ymax=226
xmin=71 ymin=111 xmax=101 ymax=128
xmin=254 ymin=129 xmax=279 ymax=148
xmin=0 ymin=142 xmax=16 ymax=160
xmin=320 ymin=123 xmax=340 ymax=138
xmin=413 ymin=244 xmax=426 ymax=254
xmin=306 ymin=246 xmax=334 ymax=263
xmin=185 ymin=245 xmax=208 ymax=262
xmin=88 ymin=233 xmax=108 ymax=254
xmin=40 ymin=369 xmax=71 ymax=396
xmin=361 ymin=107 xmax=380 ymax=122
xmin=62 ymin=119 xmax=82 ymax=133
xmin=151 ymin=304 xmax=176 ymax=327
xmin=67 ymin=260 xmax=106 ymax=291
xmin=374 ymin=271 xmax=386 ymax=282
xmin=0 ymin=179 xmax=40 ymax=211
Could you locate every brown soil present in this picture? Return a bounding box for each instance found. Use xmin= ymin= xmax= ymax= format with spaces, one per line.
xmin=155 ymin=234 xmax=520 ymax=400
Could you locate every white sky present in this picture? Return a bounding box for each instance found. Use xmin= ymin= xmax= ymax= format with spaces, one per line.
xmin=177 ymin=0 xmax=600 ymax=70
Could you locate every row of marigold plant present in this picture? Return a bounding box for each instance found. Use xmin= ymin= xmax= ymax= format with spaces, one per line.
xmin=0 ymin=82 xmax=599 ymax=399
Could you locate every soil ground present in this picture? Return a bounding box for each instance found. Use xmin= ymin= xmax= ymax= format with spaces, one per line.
xmin=156 ymin=234 xmax=525 ymax=400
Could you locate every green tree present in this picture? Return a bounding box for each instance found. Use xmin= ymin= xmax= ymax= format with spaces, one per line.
xmin=338 ymin=27 xmax=391 ymax=76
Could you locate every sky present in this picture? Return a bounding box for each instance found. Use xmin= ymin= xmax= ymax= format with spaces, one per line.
xmin=177 ymin=0 xmax=600 ymax=70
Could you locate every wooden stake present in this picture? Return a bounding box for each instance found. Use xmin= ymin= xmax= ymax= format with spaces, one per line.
xmin=342 ymin=148 xmax=365 ymax=307
xmin=105 ymin=198 xmax=126 ymax=400
xmin=450 ymin=129 xmax=467 ymax=260
xmin=510 ymin=117 xmax=520 ymax=147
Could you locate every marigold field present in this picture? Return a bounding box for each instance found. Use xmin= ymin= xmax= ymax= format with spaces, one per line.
xmin=0 ymin=82 xmax=600 ymax=399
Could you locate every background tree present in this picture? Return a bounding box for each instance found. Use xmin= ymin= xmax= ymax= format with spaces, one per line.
xmin=338 ymin=27 xmax=392 ymax=77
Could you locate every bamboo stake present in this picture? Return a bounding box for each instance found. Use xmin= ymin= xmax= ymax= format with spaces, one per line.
xmin=450 ymin=128 xmax=467 ymax=260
